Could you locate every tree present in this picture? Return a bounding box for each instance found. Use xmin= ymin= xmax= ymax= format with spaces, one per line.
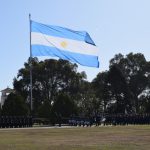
xmin=0 ymin=106 xmax=1 ymax=116
xmin=50 ymin=93 xmax=77 ymax=124
xmin=38 ymin=100 xmax=51 ymax=118
xmin=2 ymin=93 xmax=29 ymax=116
xmin=92 ymin=71 xmax=111 ymax=113
xmin=78 ymin=81 xmax=102 ymax=117
xmin=108 ymin=65 xmax=133 ymax=113
xmin=138 ymin=89 xmax=150 ymax=113
xmin=109 ymin=53 xmax=150 ymax=113
xmin=13 ymin=58 xmax=86 ymax=116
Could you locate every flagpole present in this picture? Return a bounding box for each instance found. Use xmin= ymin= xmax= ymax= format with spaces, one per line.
xmin=29 ymin=14 xmax=33 ymax=112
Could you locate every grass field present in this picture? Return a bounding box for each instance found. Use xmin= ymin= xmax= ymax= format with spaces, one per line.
xmin=0 ymin=125 xmax=150 ymax=150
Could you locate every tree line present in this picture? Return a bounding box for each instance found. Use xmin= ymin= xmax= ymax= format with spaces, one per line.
xmin=1 ymin=53 xmax=150 ymax=121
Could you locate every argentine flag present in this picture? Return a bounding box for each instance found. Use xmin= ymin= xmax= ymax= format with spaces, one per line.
xmin=31 ymin=21 xmax=99 ymax=67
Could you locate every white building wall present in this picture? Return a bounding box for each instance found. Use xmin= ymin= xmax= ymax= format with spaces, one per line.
xmin=0 ymin=88 xmax=14 ymax=108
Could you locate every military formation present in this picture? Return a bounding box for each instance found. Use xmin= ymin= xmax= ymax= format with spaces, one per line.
xmin=68 ymin=114 xmax=150 ymax=127
xmin=0 ymin=114 xmax=150 ymax=128
xmin=68 ymin=117 xmax=92 ymax=127
xmin=103 ymin=114 xmax=150 ymax=126
xmin=0 ymin=116 xmax=33 ymax=128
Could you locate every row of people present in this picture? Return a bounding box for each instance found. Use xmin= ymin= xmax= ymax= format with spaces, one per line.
xmin=103 ymin=114 xmax=150 ymax=125
xmin=68 ymin=114 xmax=150 ymax=126
xmin=0 ymin=116 xmax=33 ymax=128
xmin=68 ymin=117 xmax=92 ymax=127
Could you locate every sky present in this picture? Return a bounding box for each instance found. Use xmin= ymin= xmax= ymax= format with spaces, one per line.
xmin=0 ymin=0 xmax=150 ymax=92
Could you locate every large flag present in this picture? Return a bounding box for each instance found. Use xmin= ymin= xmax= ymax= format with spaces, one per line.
xmin=31 ymin=21 xmax=99 ymax=67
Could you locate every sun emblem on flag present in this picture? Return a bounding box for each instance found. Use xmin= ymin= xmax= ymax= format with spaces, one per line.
xmin=60 ymin=41 xmax=67 ymax=48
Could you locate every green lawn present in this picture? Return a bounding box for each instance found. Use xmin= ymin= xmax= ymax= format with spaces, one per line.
xmin=0 ymin=126 xmax=150 ymax=150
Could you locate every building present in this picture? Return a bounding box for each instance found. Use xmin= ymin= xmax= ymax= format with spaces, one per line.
xmin=0 ymin=87 xmax=14 ymax=108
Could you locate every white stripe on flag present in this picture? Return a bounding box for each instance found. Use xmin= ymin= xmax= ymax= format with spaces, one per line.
xmin=31 ymin=32 xmax=99 ymax=56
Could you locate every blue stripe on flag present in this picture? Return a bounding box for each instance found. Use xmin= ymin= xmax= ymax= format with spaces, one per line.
xmin=31 ymin=21 xmax=96 ymax=45
xmin=31 ymin=45 xmax=99 ymax=67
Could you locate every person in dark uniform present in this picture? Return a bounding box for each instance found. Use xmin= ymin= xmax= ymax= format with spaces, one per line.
xmin=57 ymin=114 xmax=62 ymax=127
xmin=0 ymin=116 xmax=1 ymax=128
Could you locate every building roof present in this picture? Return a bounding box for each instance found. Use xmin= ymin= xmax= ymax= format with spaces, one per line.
xmin=1 ymin=87 xmax=14 ymax=93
